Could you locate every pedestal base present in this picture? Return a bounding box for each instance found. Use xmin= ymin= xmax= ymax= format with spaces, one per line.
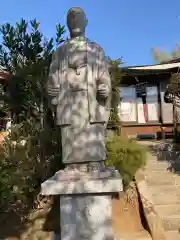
xmin=41 ymin=167 xmax=122 ymax=240
xmin=61 ymin=195 xmax=114 ymax=240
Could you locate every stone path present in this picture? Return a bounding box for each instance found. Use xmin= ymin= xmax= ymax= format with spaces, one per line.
xmin=142 ymin=140 xmax=180 ymax=240
xmin=116 ymin=231 xmax=152 ymax=239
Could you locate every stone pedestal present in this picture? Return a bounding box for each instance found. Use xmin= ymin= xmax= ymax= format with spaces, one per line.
xmin=41 ymin=167 xmax=123 ymax=240
xmin=60 ymin=195 xmax=113 ymax=239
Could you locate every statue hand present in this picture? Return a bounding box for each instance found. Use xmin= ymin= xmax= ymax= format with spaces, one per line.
xmin=98 ymin=84 xmax=109 ymax=98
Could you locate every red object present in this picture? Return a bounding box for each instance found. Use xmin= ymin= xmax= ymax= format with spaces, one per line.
xmin=143 ymin=104 xmax=147 ymax=122
xmin=0 ymin=71 xmax=10 ymax=83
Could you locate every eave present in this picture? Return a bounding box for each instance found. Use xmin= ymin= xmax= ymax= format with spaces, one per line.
xmin=121 ymin=62 xmax=180 ymax=76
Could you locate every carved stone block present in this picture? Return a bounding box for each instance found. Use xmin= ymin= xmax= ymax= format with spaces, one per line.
xmin=60 ymin=195 xmax=114 ymax=240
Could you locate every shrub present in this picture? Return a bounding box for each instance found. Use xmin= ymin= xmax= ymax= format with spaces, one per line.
xmin=105 ymin=136 xmax=147 ymax=188
xmin=173 ymin=128 xmax=180 ymax=143
xmin=0 ymin=120 xmax=63 ymax=214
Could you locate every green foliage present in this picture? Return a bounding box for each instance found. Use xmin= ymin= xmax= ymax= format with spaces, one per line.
xmin=105 ymin=136 xmax=147 ymax=188
xmin=173 ymin=128 xmax=180 ymax=143
xmin=0 ymin=18 xmax=65 ymax=122
xmin=166 ymin=73 xmax=180 ymax=99
xmin=0 ymin=121 xmax=63 ymax=213
xmin=164 ymin=73 xmax=180 ymax=138
xmin=107 ymin=57 xmax=122 ymax=130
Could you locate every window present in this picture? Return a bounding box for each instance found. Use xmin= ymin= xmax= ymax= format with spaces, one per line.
xmin=119 ymin=85 xmax=159 ymax=123
xmin=160 ymin=82 xmax=173 ymax=123
xmin=136 ymin=83 xmax=147 ymax=123
xmin=119 ymin=86 xmax=136 ymax=122
xmin=146 ymin=86 xmax=158 ymax=122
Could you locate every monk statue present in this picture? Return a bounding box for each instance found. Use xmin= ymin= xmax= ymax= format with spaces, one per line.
xmin=46 ymin=7 xmax=111 ymax=169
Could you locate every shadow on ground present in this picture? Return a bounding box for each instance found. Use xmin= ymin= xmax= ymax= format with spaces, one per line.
xmin=0 ymin=195 xmax=61 ymax=239
xmin=141 ymin=140 xmax=180 ymax=174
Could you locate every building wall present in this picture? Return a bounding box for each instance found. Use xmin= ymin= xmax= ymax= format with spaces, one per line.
xmin=119 ymin=73 xmax=175 ymax=138
xmin=121 ymin=124 xmax=173 ymax=138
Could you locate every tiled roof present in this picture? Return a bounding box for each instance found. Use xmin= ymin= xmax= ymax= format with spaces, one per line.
xmin=121 ymin=59 xmax=180 ymax=76
xmin=123 ymin=62 xmax=180 ymax=71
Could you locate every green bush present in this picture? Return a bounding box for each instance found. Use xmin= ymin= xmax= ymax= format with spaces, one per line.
xmin=173 ymin=128 xmax=180 ymax=143
xmin=0 ymin=120 xmax=63 ymax=213
xmin=105 ymin=136 xmax=147 ymax=188
xmin=0 ymin=122 xmax=146 ymax=213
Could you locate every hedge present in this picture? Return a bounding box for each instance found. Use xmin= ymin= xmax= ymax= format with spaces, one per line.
xmin=106 ymin=136 xmax=147 ymax=188
xmin=0 ymin=125 xmax=147 ymax=214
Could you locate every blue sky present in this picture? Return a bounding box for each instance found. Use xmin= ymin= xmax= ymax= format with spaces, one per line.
xmin=0 ymin=0 xmax=180 ymax=66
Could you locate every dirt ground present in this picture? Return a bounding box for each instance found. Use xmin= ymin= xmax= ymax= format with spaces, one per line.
xmin=0 ymin=132 xmax=148 ymax=238
xmin=112 ymin=188 xmax=147 ymax=235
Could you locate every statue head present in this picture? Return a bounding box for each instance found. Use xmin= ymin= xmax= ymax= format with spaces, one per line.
xmin=67 ymin=7 xmax=88 ymax=38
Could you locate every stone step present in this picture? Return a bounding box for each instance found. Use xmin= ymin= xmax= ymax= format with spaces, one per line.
xmin=145 ymin=171 xmax=177 ymax=185
xmin=149 ymin=185 xmax=180 ymax=205
xmin=156 ymin=204 xmax=180 ymax=216
xmin=146 ymin=170 xmax=180 ymax=185
xmin=146 ymin=165 xmax=169 ymax=172
xmin=146 ymin=156 xmax=159 ymax=162
xmin=166 ymin=230 xmax=180 ymax=240
xmin=146 ymin=153 xmax=158 ymax=160
xmin=162 ymin=214 xmax=180 ymax=231
xmin=116 ymin=231 xmax=152 ymax=240
xmin=147 ymin=160 xmax=180 ymax=172
xmin=146 ymin=157 xmax=177 ymax=164
xmin=147 ymin=151 xmax=180 ymax=162
xmin=146 ymin=151 xmax=180 ymax=160
xmin=146 ymin=161 xmax=168 ymax=167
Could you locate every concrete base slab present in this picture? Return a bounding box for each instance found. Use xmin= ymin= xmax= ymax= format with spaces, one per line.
xmin=41 ymin=167 xmax=123 ymax=240
xmin=41 ymin=167 xmax=123 ymax=195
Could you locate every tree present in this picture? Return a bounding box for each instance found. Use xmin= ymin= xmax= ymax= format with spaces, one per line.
xmin=152 ymin=43 xmax=180 ymax=141
xmin=0 ymin=19 xmax=65 ymax=218
xmin=152 ymin=43 xmax=180 ymax=103
xmin=0 ymin=19 xmax=65 ymax=124
xmin=152 ymin=42 xmax=180 ymax=63
xmin=164 ymin=73 xmax=180 ymax=141
xmin=152 ymin=43 xmax=180 ymax=106
xmin=152 ymin=47 xmax=172 ymax=63
xmin=107 ymin=57 xmax=122 ymax=132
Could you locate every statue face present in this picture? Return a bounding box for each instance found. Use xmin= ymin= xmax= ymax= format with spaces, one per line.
xmin=67 ymin=7 xmax=88 ymax=37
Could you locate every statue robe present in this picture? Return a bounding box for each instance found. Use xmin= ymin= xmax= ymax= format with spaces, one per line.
xmin=46 ymin=36 xmax=111 ymax=163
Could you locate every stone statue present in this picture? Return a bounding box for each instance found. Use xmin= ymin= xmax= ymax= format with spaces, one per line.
xmin=46 ymin=7 xmax=111 ymax=167
xmin=42 ymin=10 xmax=122 ymax=240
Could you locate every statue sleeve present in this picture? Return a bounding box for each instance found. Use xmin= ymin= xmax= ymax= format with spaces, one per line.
xmin=97 ymin=48 xmax=111 ymax=94
xmin=97 ymin=47 xmax=111 ymax=125
xmin=46 ymin=50 xmax=60 ymax=106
